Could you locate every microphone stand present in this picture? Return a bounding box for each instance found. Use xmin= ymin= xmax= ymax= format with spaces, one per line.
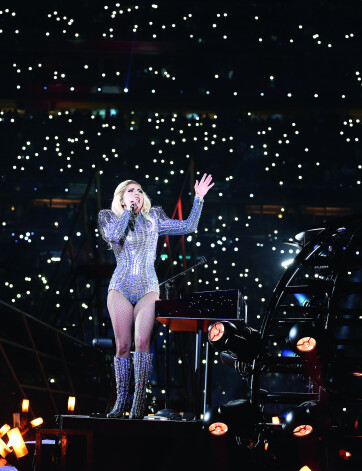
xmin=159 ymin=256 xmax=207 ymax=296
xmin=158 ymin=257 xmax=207 ymax=413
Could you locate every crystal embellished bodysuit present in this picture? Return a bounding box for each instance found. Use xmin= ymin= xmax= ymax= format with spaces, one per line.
xmin=98 ymin=197 xmax=204 ymax=304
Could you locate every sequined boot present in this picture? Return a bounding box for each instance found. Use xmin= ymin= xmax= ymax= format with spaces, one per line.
xmin=129 ymin=352 xmax=153 ymax=419
xmin=107 ymin=356 xmax=132 ymax=418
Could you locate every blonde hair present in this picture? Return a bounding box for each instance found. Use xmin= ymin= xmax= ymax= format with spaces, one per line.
xmin=111 ymin=179 xmax=152 ymax=221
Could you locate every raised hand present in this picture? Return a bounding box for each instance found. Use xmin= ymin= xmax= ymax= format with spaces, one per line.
xmin=195 ymin=173 xmax=214 ymax=200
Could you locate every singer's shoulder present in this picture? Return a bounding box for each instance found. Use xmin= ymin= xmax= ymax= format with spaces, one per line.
xmin=150 ymin=205 xmax=162 ymax=213
xmin=149 ymin=206 xmax=166 ymax=218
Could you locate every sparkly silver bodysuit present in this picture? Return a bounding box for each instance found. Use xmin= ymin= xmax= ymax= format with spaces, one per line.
xmin=98 ymin=197 xmax=204 ymax=304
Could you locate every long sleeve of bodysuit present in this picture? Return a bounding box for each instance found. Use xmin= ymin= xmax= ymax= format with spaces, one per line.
xmin=98 ymin=209 xmax=132 ymax=243
xmin=156 ymin=197 xmax=204 ymax=236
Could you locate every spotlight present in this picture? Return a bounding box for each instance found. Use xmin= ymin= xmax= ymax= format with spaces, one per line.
xmin=287 ymin=322 xmax=324 ymax=355
xmin=292 ymin=424 xmax=313 ymax=438
xmin=283 ymin=402 xmax=329 ymax=438
xmin=354 ymin=408 xmax=362 ymax=433
xmin=203 ymin=405 xmax=228 ymax=436
xmin=0 ymin=437 xmax=12 ymax=457
xmin=30 ymin=418 xmax=43 ymax=428
xmin=203 ymin=399 xmax=260 ymax=437
xmin=208 ymin=321 xmax=261 ymax=362
xmin=209 ymin=422 xmax=228 ymax=437
xmin=0 ymin=425 xmax=10 ymax=439
xmin=339 ymin=449 xmax=352 ymax=461
xmin=68 ymin=396 xmax=76 ymax=412
xmin=208 ymin=321 xmax=237 ymax=349
xmin=17 ymin=417 xmax=43 ymax=438
xmin=283 ymin=403 xmax=315 ymax=437
xmin=337 ymin=442 xmax=362 ymax=467
xmin=6 ymin=428 xmax=28 ymax=458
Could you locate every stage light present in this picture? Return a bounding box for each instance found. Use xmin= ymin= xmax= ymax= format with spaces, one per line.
xmin=296 ymin=337 xmax=316 ymax=353
xmin=209 ymin=321 xmax=232 ymax=345
xmin=0 ymin=438 xmax=11 ymax=457
xmin=21 ymin=399 xmax=29 ymax=413
xmin=18 ymin=417 xmax=43 ymax=438
xmin=203 ymin=406 xmax=226 ymax=436
xmin=283 ymin=405 xmax=311 ymax=435
xmin=287 ymin=323 xmax=323 ymax=354
xmin=208 ymin=321 xmax=261 ymax=362
xmin=282 ymin=402 xmax=328 ymax=438
xmin=209 ymin=422 xmax=228 ymax=436
xmin=7 ymin=428 xmax=28 ymax=458
xmin=30 ymin=418 xmax=43 ymax=427
xmin=339 ymin=449 xmax=352 ymax=461
xmin=68 ymin=396 xmax=76 ymax=412
xmin=0 ymin=425 xmax=10 ymax=439
xmin=12 ymin=413 xmax=20 ymax=428
xmin=203 ymin=399 xmax=260 ymax=437
xmin=293 ymin=425 xmax=313 ymax=437
xmin=354 ymin=409 xmax=362 ymax=433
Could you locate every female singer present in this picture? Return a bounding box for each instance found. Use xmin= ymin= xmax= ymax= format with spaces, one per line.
xmin=98 ymin=173 xmax=214 ymax=418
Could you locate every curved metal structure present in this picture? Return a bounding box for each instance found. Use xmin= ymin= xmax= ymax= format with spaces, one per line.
xmin=247 ymin=215 xmax=362 ymax=469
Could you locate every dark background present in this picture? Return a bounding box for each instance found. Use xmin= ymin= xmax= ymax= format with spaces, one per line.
xmin=0 ymin=0 xmax=362 ymax=417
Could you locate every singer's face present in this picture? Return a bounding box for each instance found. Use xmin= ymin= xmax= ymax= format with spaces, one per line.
xmin=122 ymin=183 xmax=144 ymax=212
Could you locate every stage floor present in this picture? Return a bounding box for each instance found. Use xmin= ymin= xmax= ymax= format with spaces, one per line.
xmin=33 ymin=414 xmax=235 ymax=471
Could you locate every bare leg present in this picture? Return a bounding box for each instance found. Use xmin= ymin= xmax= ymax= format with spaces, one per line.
xmin=106 ymin=290 xmax=134 ymax=417
xmin=107 ymin=290 xmax=134 ymax=357
xmin=130 ymin=291 xmax=158 ymax=419
xmin=133 ymin=291 xmax=159 ymax=352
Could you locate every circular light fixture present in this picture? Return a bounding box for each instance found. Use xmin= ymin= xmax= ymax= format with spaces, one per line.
xmin=283 ymin=402 xmax=321 ymax=437
xmin=208 ymin=422 xmax=228 ymax=436
xmin=287 ymin=323 xmax=322 ymax=355
xmin=209 ymin=322 xmax=224 ymax=342
xmin=296 ymin=336 xmax=317 ymax=352
xmin=207 ymin=321 xmax=238 ymax=350
xmin=208 ymin=321 xmax=261 ymax=362
xmin=293 ymin=424 xmax=313 ymax=437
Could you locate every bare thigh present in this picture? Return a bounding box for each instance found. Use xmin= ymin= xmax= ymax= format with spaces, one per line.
xmin=133 ymin=291 xmax=159 ymax=353
xmin=107 ymin=290 xmax=134 ymax=357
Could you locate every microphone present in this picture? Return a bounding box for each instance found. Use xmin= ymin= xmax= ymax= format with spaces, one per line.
xmin=130 ymin=202 xmax=137 ymax=211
